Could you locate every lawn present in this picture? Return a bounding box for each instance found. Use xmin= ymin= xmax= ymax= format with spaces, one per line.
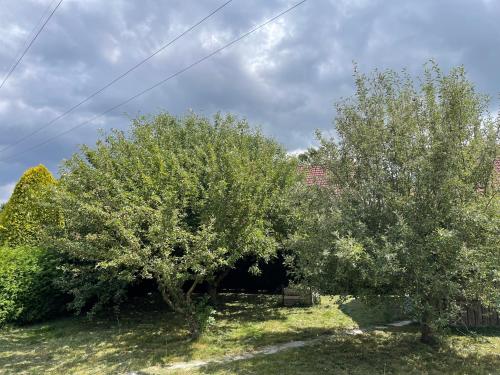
xmin=191 ymin=327 xmax=500 ymax=375
xmin=0 ymin=293 xmax=498 ymax=375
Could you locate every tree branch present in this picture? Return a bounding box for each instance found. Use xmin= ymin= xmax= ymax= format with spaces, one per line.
xmin=186 ymin=278 xmax=200 ymax=304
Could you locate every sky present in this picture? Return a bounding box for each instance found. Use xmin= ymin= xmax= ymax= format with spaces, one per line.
xmin=1 ymin=0 xmax=499 ymax=203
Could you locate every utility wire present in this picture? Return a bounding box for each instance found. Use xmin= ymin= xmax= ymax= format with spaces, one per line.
xmin=0 ymin=0 xmax=63 ymax=90
xmin=0 ymin=0 xmax=233 ymax=154
xmin=1 ymin=0 xmax=307 ymax=163
xmin=2 ymin=0 xmax=59 ymax=82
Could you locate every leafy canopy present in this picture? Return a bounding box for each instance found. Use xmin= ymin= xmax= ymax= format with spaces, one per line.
xmin=51 ymin=112 xmax=298 ymax=335
xmin=291 ymin=63 xmax=499 ymax=342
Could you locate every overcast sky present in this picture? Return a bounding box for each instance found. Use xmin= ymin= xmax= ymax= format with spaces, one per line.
xmin=1 ymin=0 xmax=499 ymax=202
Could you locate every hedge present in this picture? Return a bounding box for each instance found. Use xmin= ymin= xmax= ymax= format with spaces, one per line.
xmin=0 ymin=246 xmax=66 ymax=325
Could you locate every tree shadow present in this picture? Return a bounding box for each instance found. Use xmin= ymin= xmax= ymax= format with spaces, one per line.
xmin=2 ymin=293 xmax=498 ymax=375
xmin=450 ymin=325 xmax=500 ymax=338
xmin=339 ymin=296 xmax=408 ymax=327
xmin=0 ymin=295 xmax=196 ymax=374
xmin=201 ymin=327 xmax=500 ymax=374
xmin=215 ymin=293 xmax=287 ymax=323
xmin=0 ymin=293 xmax=287 ymax=375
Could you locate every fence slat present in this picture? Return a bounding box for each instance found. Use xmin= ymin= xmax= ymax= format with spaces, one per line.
xmin=457 ymin=301 xmax=500 ymax=327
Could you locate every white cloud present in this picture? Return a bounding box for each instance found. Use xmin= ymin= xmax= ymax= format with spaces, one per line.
xmin=0 ymin=99 xmax=10 ymax=114
xmin=287 ymin=148 xmax=307 ymax=156
xmin=1 ymin=0 xmax=500 ymax=194
xmin=105 ymin=46 xmax=122 ymax=64
xmin=0 ymin=182 xmax=15 ymax=203
xmin=245 ymin=19 xmax=288 ymax=76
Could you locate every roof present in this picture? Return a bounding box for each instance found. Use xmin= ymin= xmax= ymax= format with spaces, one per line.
xmin=301 ymin=166 xmax=328 ymax=186
xmin=301 ymin=159 xmax=499 ymax=188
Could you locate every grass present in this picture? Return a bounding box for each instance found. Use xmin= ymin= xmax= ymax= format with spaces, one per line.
xmin=189 ymin=327 xmax=500 ymax=375
xmin=0 ymin=293 xmax=498 ymax=375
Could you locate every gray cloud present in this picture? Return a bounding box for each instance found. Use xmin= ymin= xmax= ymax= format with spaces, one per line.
xmin=1 ymin=0 xmax=499 ymax=202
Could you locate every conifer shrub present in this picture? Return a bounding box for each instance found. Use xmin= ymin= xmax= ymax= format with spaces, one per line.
xmin=0 ymin=165 xmax=58 ymax=246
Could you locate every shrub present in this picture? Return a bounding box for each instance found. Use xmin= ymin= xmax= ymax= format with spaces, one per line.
xmin=0 ymin=246 xmax=66 ymax=325
xmin=0 ymin=165 xmax=58 ymax=246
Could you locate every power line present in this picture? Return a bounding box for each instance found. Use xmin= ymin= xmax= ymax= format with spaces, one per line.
xmin=0 ymin=0 xmax=63 ymax=90
xmin=2 ymin=0 xmax=59 ymax=81
xmin=1 ymin=0 xmax=307 ymax=164
xmin=0 ymin=0 xmax=233 ymax=154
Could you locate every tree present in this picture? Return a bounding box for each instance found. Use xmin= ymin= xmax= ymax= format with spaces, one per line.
xmin=50 ymin=112 xmax=298 ymax=336
xmin=291 ymin=63 xmax=499 ymax=343
xmin=0 ymin=165 xmax=58 ymax=246
xmin=297 ymin=147 xmax=320 ymax=164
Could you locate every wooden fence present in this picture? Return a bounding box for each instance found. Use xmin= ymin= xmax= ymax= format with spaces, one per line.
xmin=456 ymin=302 xmax=500 ymax=327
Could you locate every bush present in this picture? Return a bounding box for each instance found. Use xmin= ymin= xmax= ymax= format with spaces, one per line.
xmin=0 ymin=165 xmax=58 ymax=246
xmin=0 ymin=246 xmax=66 ymax=325
xmin=194 ymin=296 xmax=216 ymax=334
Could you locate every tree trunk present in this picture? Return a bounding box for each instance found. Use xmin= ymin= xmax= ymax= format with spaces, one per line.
xmin=420 ymin=311 xmax=435 ymax=344
xmin=186 ymin=310 xmax=201 ymax=339
xmin=208 ymin=284 xmax=218 ymax=304
xmin=208 ymin=268 xmax=230 ymax=305
xmin=158 ymin=280 xmax=201 ymax=338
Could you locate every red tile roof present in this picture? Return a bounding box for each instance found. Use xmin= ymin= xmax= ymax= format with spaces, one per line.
xmin=301 ymin=159 xmax=498 ymax=188
xmin=300 ymin=166 xmax=328 ymax=186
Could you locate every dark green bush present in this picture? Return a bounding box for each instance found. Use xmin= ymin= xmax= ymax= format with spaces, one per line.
xmin=0 ymin=246 xmax=66 ymax=325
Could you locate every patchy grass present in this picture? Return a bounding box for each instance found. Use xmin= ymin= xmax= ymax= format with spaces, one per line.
xmin=183 ymin=327 xmax=500 ymax=375
xmin=0 ymin=293 xmax=498 ymax=375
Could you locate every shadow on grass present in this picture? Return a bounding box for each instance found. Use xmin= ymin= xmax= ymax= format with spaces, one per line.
xmin=339 ymin=296 xmax=408 ymax=327
xmin=201 ymin=327 xmax=500 ymax=375
xmin=2 ymin=293 xmax=496 ymax=375
xmin=0 ymin=294 xmax=287 ymax=375
xmin=450 ymin=325 xmax=500 ymax=338
xmin=215 ymin=293 xmax=287 ymax=323
xmin=0 ymin=296 xmax=193 ymax=375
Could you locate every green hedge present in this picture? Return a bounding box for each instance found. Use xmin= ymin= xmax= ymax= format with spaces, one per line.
xmin=0 ymin=165 xmax=58 ymax=247
xmin=0 ymin=246 xmax=66 ymax=325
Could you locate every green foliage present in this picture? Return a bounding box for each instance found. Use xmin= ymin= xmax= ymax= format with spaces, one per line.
xmin=194 ymin=295 xmax=217 ymax=334
xmin=0 ymin=165 xmax=58 ymax=246
xmin=297 ymin=147 xmax=320 ymax=164
xmin=0 ymin=246 xmax=65 ymax=325
xmin=291 ymin=63 xmax=500 ymax=342
xmin=50 ymin=112 xmax=299 ymax=335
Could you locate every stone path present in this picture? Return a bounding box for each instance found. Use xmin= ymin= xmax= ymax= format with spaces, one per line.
xmin=130 ymin=320 xmax=413 ymax=374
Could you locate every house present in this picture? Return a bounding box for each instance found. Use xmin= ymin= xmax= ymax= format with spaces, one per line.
xmin=301 ymin=165 xmax=327 ymax=187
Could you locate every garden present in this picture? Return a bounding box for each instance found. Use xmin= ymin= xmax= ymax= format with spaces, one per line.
xmin=0 ymin=64 xmax=499 ymax=374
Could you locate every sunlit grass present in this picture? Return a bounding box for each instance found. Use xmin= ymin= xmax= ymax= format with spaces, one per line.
xmin=177 ymin=327 xmax=500 ymax=375
xmin=0 ymin=293 xmax=498 ymax=375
